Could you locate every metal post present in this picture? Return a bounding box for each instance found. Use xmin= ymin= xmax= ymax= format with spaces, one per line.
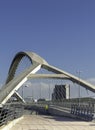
xmin=32 ymin=86 xmax=34 ymax=99
xmin=22 ymin=86 xmax=24 ymax=98
xmin=40 ymin=84 xmax=41 ymax=99
xmin=76 ymin=70 xmax=82 ymax=106
xmin=22 ymin=85 xmax=28 ymax=99
xmin=49 ymin=84 xmax=50 ymax=100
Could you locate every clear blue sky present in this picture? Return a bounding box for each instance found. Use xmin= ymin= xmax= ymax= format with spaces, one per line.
xmin=0 ymin=0 xmax=95 ymax=85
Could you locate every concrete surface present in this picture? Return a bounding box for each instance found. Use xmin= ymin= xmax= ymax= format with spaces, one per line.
xmin=9 ymin=115 xmax=95 ymax=130
xmin=0 ymin=117 xmax=23 ymax=130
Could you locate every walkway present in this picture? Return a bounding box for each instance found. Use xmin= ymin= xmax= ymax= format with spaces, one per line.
xmin=10 ymin=115 xmax=95 ymax=130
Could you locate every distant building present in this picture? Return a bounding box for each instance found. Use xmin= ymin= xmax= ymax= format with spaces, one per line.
xmin=24 ymin=96 xmax=34 ymax=103
xmin=52 ymin=84 xmax=70 ymax=101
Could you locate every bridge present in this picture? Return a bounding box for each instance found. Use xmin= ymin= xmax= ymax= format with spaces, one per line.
xmin=0 ymin=51 xmax=95 ymax=129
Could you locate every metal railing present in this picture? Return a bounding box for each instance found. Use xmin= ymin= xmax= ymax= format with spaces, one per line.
xmin=0 ymin=103 xmax=24 ymax=126
xmin=25 ymin=98 xmax=95 ymax=121
xmin=0 ymin=98 xmax=94 ymax=126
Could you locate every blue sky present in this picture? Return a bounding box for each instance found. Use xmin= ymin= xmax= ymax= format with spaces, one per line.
xmin=0 ymin=0 xmax=95 ymax=86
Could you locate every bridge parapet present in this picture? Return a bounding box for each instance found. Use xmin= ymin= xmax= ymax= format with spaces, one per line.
xmin=25 ymin=98 xmax=95 ymax=121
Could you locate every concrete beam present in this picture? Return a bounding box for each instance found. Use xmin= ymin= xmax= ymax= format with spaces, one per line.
xmin=28 ymin=74 xmax=69 ymax=79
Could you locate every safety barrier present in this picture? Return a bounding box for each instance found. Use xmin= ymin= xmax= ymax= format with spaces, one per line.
xmin=24 ymin=100 xmax=95 ymax=121
xmin=0 ymin=103 xmax=24 ymax=127
xmin=71 ymin=104 xmax=94 ymax=121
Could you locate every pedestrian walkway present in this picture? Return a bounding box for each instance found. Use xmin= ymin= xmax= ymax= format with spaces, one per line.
xmin=10 ymin=115 xmax=95 ymax=130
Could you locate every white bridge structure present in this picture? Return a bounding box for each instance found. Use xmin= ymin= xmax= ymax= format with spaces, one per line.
xmin=0 ymin=51 xmax=95 ymax=105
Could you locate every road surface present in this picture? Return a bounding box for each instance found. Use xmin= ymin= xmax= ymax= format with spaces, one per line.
xmin=10 ymin=115 xmax=95 ymax=130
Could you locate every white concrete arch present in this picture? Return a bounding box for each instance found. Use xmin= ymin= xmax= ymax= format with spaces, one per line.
xmin=0 ymin=51 xmax=95 ymax=105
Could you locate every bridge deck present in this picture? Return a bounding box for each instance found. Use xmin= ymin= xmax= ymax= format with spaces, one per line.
xmin=10 ymin=115 xmax=95 ymax=130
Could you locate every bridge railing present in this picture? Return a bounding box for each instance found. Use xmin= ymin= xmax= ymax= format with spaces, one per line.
xmin=26 ymin=98 xmax=95 ymax=111
xmin=0 ymin=103 xmax=24 ymax=127
xmin=25 ymin=98 xmax=95 ymax=121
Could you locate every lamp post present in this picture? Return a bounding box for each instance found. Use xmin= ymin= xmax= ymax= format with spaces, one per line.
xmin=49 ymin=84 xmax=50 ymax=100
xmin=76 ymin=70 xmax=82 ymax=105
xmin=22 ymin=86 xmax=24 ymax=98
xmin=40 ymin=84 xmax=41 ymax=99
xmin=22 ymin=85 xmax=28 ymax=99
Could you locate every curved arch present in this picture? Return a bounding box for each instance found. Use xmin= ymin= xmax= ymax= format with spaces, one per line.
xmin=6 ymin=51 xmax=48 ymax=84
xmin=0 ymin=51 xmax=95 ymax=105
